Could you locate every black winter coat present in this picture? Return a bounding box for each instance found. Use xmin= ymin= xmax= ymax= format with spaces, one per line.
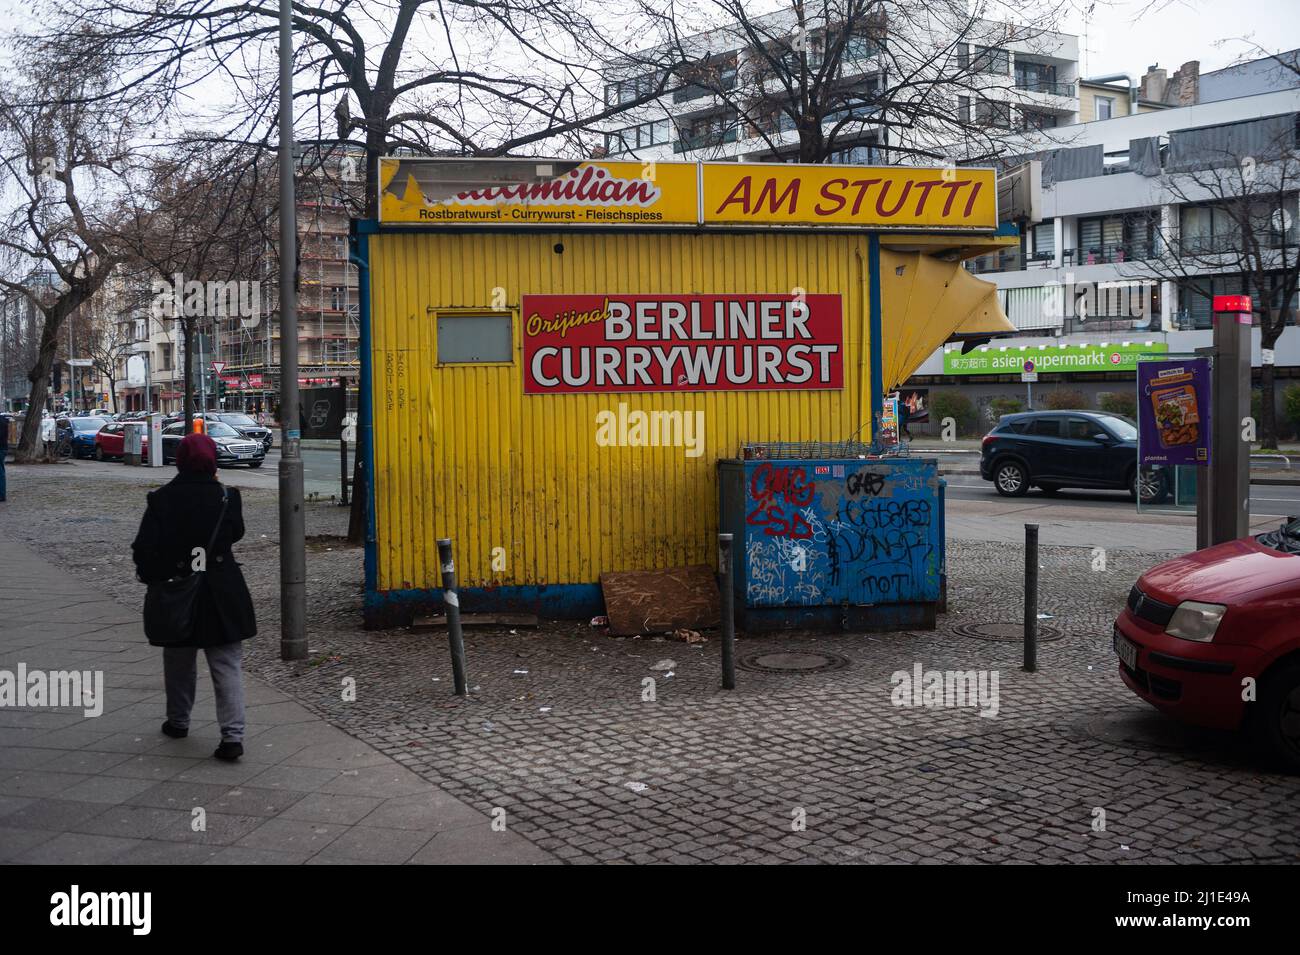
xmin=131 ymin=472 xmax=257 ymax=647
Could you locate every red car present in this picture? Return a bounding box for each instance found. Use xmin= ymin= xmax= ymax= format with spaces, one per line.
xmin=93 ymin=422 xmax=148 ymax=461
xmin=1114 ymin=519 xmax=1300 ymax=770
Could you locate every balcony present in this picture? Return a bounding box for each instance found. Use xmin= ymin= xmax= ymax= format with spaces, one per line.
xmin=1179 ymin=234 xmax=1244 ymax=257
xmin=965 ymin=250 xmax=1025 ymax=274
xmin=672 ymin=65 xmax=737 ymax=104
xmin=1061 ymin=243 xmax=1154 ymax=266
xmin=1068 ymin=313 xmax=1162 ymax=335
xmin=673 ymin=128 xmax=739 ymax=153
xmin=1014 ymin=79 xmax=1075 ymax=98
xmin=964 ymin=245 xmax=1157 ymax=274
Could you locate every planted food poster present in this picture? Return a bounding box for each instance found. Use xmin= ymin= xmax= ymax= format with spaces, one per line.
xmin=1137 ymin=358 xmax=1211 ymax=466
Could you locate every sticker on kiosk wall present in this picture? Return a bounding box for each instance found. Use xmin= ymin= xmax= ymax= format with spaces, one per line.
xmin=521 ymin=293 xmax=844 ymax=394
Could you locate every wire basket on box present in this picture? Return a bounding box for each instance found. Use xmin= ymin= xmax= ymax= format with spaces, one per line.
xmin=740 ymin=408 xmax=915 ymax=459
xmin=740 ymin=438 xmax=911 ymax=460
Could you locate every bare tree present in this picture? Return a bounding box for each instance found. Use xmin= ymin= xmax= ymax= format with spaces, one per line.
xmin=1120 ymin=119 xmax=1300 ymax=447
xmin=31 ymin=0 xmax=674 ymax=219
xmin=113 ymin=140 xmax=275 ymax=431
xmin=83 ymin=293 xmax=136 ymax=413
xmin=607 ymin=0 xmax=1074 ymax=165
xmin=0 ymin=64 xmax=132 ymax=460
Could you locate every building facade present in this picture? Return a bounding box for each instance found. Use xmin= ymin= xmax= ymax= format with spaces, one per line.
xmin=600 ymin=4 xmax=1081 ymax=165
xmin=908 ymin=71 xmax=1300 ymax=433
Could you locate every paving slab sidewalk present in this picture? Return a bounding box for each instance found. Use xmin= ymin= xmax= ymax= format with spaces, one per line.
xmin=0 ymin=532 xmax=554 ymax=865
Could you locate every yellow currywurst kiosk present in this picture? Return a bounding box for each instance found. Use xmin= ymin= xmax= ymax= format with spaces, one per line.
xmin=355 ymin=158 xmax=1016 ymax=626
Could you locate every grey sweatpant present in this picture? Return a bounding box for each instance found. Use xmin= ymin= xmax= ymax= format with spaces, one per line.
xmin=163 ymin=642 xmax=246 ymax=743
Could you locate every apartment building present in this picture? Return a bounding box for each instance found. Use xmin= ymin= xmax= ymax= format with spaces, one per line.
xmin=1077 ymin=77 xmax=1167 ymax=123
xmin=600 ymin=3 xmax=1081 ymax=165
xmin=905 ymin=57 xmax=1300 ymax=428
xmin=212 ymin=147 xmax=363 ymax=415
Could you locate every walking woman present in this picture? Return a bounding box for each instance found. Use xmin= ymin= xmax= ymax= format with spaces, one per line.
xmin=132 ymin=432 xmax=257 ymax=760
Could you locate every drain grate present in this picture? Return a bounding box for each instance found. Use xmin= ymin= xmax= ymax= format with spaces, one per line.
xmin=737 ymin=650 xmax=852 ymax=674
xmin=951 ymin=621 xmax=1064 ymax=643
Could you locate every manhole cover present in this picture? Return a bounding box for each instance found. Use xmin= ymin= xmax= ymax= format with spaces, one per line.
xmin=951 ymin=621 xmax=1064 ymax=643
xmin=737 ymin=650 xmax=851 ymax=673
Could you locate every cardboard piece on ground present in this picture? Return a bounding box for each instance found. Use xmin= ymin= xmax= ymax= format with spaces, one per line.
xmin=411 ymin=612 xmax=539 ymax=631
xmin=600 ymin=564 xmax=720 ymax=636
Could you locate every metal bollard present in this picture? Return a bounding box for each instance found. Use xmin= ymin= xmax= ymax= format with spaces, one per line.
xmin=436 ymin=538 xmax=468 ymax=696
xmin=1023 ymin=523 xmax=1038 ymax=672
xmin=338 ymin=437 xmax=349 ymax=506
xmin=719 ymin=533 xmax=736 ymax=690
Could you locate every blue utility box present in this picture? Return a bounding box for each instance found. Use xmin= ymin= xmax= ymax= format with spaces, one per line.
xmin=718 ymin=456 xmax=944 ymax=631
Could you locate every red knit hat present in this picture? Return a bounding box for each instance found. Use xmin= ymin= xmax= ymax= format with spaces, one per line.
xmin=176 ymin=432 xmax=217 ymax=475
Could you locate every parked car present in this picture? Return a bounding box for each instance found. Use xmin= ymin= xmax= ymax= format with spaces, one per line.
xmin=979 ymin=410 xmax=1168 ymax=504
xmin=208 ymin=412 xmax=273 ymax=452
xmin=1114 ymin=518 xmax=1300 ymax=770
xmin=159 ymin=420 xmax=265 ymax=467
xmin=61 ymin=415 xmax=108 ymax=458
xmin=93 ymin=421 xmax=148 ymax=460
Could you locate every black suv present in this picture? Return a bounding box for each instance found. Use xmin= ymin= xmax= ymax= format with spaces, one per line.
xmin=980 ymin=411 xmax=1168 ymax=503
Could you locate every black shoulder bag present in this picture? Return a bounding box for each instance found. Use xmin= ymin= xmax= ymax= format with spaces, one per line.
xmin=143 ymin=489 xmax=229 ymax=646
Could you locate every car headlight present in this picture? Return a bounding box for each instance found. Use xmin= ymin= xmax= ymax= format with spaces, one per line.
xmin=1165 ymin=601 xmax=1226 ymax=642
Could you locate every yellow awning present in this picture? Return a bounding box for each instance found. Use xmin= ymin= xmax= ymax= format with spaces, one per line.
xmin=877 ymin=249 xmax=1015 ymax=392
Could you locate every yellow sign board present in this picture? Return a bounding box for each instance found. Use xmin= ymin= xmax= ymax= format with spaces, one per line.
xmin=379 ymin=158 xmax=699 ymax=226
xmin=702 ymin=164 xmax=997 ymax=230
xmin=378 ymin=158 xmax=998 ymax=231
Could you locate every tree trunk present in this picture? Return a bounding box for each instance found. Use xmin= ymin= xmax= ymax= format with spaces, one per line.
xmin=182 ymin=319 xmax=194 ymax=431
xmin=15 ymin=307 xmax=66 ymax=461
xmin=347 ymin=429 xmax=365 ymax=544
xmin=1259 ymin=362 xmax=1276 ymax=448
xmin=1259 ymin=312 xmax=1283 ymax=450
xmin=349 ymin=122 xmax=387 ymax=542
xmin=14 ymin=369 xmax=51 ymax=461
xmin=109 ymin=376 xmax=118 ymax=413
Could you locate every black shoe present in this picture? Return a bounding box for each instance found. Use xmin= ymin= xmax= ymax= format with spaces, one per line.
xmin=161 ymin=721 xmax=188 ymax=739
xmin=214 ymin=741 xmax=243 ymax=761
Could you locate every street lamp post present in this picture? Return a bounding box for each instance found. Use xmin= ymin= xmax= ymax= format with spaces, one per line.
xmin=278 ymin=0 xmax=307 ymax=660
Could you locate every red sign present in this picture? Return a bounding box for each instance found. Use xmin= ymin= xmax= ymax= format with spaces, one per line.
xmin=522 ymin=294 xmax=843 ymax=394
xmin=1212 ymin=294 xmax=1252 ymax=313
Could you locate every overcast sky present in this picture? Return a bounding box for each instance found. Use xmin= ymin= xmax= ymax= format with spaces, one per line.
xmin=1065 ymin=0 xmax=1299 ymax=79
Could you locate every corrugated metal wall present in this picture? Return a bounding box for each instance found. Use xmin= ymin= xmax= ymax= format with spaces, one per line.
xmin=368 ymin=230 xmax=874 ymax=593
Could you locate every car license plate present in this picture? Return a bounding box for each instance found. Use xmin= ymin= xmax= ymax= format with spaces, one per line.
xmin=1113 ymin=628 xmax=1139 ymax=670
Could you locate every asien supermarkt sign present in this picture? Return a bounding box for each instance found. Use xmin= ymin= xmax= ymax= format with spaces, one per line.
xmin=943 ymin=342 xmax=1169 ymax=375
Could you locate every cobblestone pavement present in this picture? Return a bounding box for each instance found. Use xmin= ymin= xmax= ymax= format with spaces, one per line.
xmin=4 ymin=460 xmax=1299 ymax=864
